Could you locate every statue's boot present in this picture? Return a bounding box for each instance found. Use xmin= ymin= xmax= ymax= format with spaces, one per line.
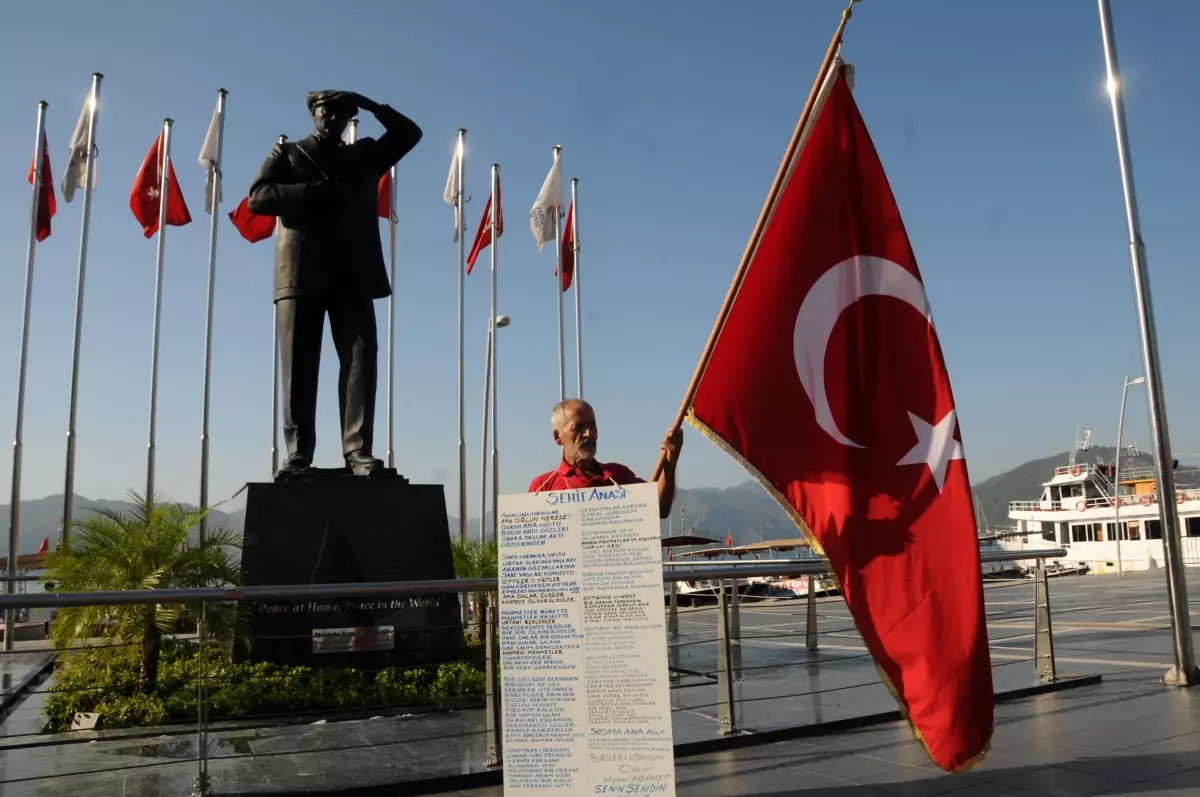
xmin=276 ymin=452 xmax=312 ymax=479
xmin=346 ymin=450 xmax=384 ymax=477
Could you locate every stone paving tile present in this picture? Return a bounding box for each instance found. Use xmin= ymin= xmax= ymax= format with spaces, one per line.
xmin=990 ymin=766 xmax=1132 ymax=797
xmin=1095 ymin=764 xmax=1200 ymax=795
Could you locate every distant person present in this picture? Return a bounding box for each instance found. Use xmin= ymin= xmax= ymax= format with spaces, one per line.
xmin=528 ymin=399 xmax=682 ymax=519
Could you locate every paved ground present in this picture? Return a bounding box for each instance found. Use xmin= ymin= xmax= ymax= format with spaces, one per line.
xmin=0 ymin=569 xmax=1195 ymax=794
xmin=456 ymin=569 xmax=1200 ymax=797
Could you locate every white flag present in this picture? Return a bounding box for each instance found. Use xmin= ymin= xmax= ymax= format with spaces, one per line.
xmin=198 ymin=99 xmax=223 ymax=213
xmin=444 ymin=143 xmax=461 ymax=242
xmin=529 ymin=151 xmax=562 ymax=251
xmin=61 ymin=96 xmax=96 ymax=203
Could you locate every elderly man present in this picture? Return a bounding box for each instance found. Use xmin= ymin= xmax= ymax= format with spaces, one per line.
xmin=529 ymin=399 xmax=683 ymax=519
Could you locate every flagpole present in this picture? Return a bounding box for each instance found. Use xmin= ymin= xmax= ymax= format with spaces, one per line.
xmin=571 ymin=177 xmax=583 ymax=398
xmin=489 ymin=163 xmax=500 ymax=545
xmin=270 ymin=134 xmax=287 ymax=477
xmin=145 ymin=118 xmax=175 ymax=507
xmin=386 ymin=164 xmax=397 ymax=469
xmin=6 ymin=100 xmax=49 ymax=652
xmin=552 ymin=146 xmax=564 ymax=401
xmin=1097 ymin=0 xmax=1198 ymax=686
xmin=649 ymin=2 xmax=856 ymax=482
xmin=62 ymin=72 xmax=103 ymax=550
xmin=199 ymin=89 xmax=227 ymax=544
xmin=479 ymin=320 xmax=492 ymax=545
xmin=456 ymin=128 xmax=467 ymax=545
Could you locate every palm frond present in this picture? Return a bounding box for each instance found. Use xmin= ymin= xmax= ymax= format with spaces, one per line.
xmin=42 ymin=491 xmax=246 ymax=686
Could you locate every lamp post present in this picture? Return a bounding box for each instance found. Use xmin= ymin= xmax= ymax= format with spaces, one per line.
xmin=479 ymin=315 xmax=510 ymax=545
xmin=1113 ymin=375 xmax=1144 ymax=576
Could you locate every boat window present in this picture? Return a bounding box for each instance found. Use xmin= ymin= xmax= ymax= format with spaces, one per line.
xmin=1186 ymin=517 xmax=1200 ymax=538
xmin=1070 ymin=522 xmax=1104 ymax=543
xmin=1145 ymin=519 xmax=1163 ymax=540
xmin=1040 ymin=522 xmax=1055 ymax=542
xmin=1106 ymin=521 xmax=1141 ymax=541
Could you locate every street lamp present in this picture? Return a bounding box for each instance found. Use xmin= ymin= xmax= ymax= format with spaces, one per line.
xmin=479 ymin=314 xmax=510 ymax=544
xmin=1114 ymin=375 xmax=1145 ymax=575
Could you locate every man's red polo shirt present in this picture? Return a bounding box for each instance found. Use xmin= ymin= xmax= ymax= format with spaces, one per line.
xmin=528 ymin=459 xmax=645 ymax=492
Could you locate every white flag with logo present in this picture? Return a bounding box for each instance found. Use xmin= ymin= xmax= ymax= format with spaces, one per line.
xmin=198 ymin=99 xmax=223 ymax=213
xmin=529 ymin=151 xmax=562 ymax=251
xmin=61 ymin=96 xmax=96 ymax=203
xmin=444 ymin=144 xmax=461 ymax=242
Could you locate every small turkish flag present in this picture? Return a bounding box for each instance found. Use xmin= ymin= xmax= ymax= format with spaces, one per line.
xmin=130 ymin=132 xmax=192 ymax=238
xmin=228 ymin=196 xmax=275 ymax=243
xmin=689 ymin=65 xmax=991 ymax=772
xmin=466 ymin=179 xmax=503 ymax=275
xmin=377 ymin=170 xmax=394 ymax=220
xmin=28 ymin=132 xmax=56 ymax=242
xmin=557 ymin=199 xmax=575 ymax=291
xmin=36 ymin=537 xmax=48 ymax=556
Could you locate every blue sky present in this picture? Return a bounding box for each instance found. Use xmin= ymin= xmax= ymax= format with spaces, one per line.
xmin=2 ymin=0 xmax=1199 ymax=517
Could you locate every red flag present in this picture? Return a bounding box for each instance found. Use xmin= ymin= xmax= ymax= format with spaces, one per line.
xmin=687 ymin=66 xmax=991 ymax=772
xmin=27 ymin=133 xmax=56 ymax=242
xmin=228 ymin=196 xmax=276 ymax=243
xmin=129 ymin=132 xmax=192 ymax=238
xmin=725 ymin=530 xmax=733 ymax=547
xmin=557 ymin=199 xmax=575 ymax=291
xmin=466 ymin=179 xmax=503 ymax=274
xmin=36 ymin=537 xmax=48 ymax=556
xmin=377 ymin=171 xmax=393 ymax=220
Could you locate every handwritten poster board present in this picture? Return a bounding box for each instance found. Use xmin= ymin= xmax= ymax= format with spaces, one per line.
xmin=498 ymin=481 xmax=676 ymax=796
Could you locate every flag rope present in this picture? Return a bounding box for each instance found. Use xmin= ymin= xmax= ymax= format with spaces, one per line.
xmin=650 ymin=0 xmax=859 ymax=483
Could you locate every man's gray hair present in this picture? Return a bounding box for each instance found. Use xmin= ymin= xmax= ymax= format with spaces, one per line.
xmin=551 ymin=398 xmax=592 ymax=431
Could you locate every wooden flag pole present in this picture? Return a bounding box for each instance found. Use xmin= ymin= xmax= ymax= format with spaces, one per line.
xmin=649 ymin=0 xmax=859 ymax=483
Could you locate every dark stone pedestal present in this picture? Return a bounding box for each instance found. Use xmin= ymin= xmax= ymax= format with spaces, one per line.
xmin=236 ymin=475 xmax=465 ymax=669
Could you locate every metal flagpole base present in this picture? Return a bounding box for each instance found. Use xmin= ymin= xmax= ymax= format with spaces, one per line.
xmin=1162 ymin=665 xmax=1200 ymax=688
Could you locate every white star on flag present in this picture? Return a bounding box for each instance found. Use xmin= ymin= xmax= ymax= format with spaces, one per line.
xmin=895 ymin=409 xmax=965 ymax=493
xmin=147 ymin=187 xmax=160 ymax=199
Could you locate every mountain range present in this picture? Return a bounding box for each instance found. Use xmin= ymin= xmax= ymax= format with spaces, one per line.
xmin=3 ymin=446 xmax=1187 ymax=553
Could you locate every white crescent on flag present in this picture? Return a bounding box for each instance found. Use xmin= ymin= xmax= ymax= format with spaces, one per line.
xmin=792 ymin=254 xmax=963 ymax=490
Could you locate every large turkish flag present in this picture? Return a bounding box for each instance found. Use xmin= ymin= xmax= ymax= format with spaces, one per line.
xmin=689 ymin=64 xmax=992 ymax=772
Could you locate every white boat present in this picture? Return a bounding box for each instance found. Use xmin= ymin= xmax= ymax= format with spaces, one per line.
xmin=1002 ymin=426 xmax=1200 ymax=574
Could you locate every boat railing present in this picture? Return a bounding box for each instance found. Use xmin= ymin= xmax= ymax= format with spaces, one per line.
xmin=1010 ymin=488 xmax=1200 ymax=513
xmin=1120 ymin=465 xmax=1160 ymax=482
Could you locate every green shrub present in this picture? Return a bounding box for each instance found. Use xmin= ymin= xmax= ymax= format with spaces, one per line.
xmin=43 ymin=641 xmax=487 ymax=732
xmin=430 ymin=662 xmax=486 ymax=702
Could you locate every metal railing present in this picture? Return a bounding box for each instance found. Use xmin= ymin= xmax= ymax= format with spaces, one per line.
xmin=0 ymin=549 xmax=1075 ymax=795
xmin=1010 ymin=489 xmax=1200 ymax=513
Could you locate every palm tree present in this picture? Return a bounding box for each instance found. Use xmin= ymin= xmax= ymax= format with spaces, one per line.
xmin=41 ymin=491 xmax=242 ymax=689
xmin=450 ymin=536 xmax=497 ymax=640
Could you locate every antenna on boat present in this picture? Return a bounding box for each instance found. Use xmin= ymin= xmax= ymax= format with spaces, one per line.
xmin=1069 ymin=424 xmax=1093 ymax=466
xmin=973 ymin=491 xmax=992 ymax=534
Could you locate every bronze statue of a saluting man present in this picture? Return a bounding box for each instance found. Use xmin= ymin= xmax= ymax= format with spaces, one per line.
xmin=249 ymin=91 xmax=421 ymax=477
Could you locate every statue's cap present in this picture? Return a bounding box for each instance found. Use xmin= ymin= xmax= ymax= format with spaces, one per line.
xmin=306 ymin=90 xmax=356 ymax=114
